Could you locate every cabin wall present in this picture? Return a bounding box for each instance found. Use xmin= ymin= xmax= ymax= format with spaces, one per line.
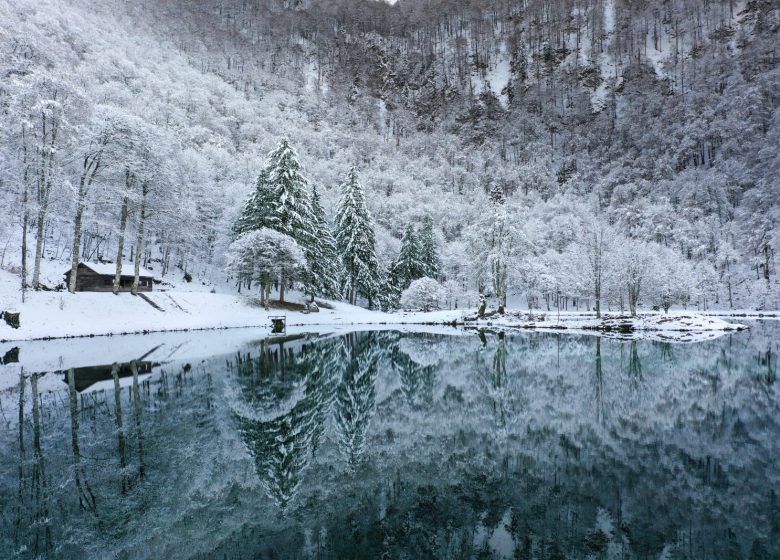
xmin=64 ymin=267 xmax=153 ymax=292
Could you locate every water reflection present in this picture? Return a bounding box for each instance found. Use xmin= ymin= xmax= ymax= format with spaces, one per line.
xmin=0 ymin=324 xmax=778 ymax=559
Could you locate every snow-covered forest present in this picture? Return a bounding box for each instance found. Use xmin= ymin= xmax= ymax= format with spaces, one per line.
xmin=1 ymin=0 xmax=778 ymax=314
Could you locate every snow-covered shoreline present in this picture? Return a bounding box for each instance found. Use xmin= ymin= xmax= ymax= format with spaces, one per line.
xmin=459 ymin=312 xmax=751 ymax=343
xmin=0 ymin=284 xmax=757 ymax=344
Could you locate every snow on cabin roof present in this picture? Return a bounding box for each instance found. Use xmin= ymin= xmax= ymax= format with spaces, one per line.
xmin=76 ymin=262 xmax=157 ymax=278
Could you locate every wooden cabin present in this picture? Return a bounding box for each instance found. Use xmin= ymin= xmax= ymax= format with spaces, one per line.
xmin=64 ymin=361 xmax=154 ymax=392
xmin=64 ymin=262 xmax=155 ymax=292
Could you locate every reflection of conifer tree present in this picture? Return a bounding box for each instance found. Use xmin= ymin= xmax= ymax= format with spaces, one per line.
xmin=310 ymin=338 xmax=347 ymax=458
xmin=391 ymin=335 xmax=437 ymax=406
xmin=241 ymin=411 xmax=312 ymax=508
xmin=418 ymin=365 xmax=436 ymax=405
xmin=335 ymin=333 xmax=381 ymax=467
xmin=236 ymin=337 xmax=342 ymax=507
xmin=393 ymin=346 xmax=420 ymax=405
xmin=68 ymin=368 xmax=97 ymax=513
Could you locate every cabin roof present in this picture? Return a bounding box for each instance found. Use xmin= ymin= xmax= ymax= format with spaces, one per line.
xmin=68 ymin=262 xmax=157 ymax=279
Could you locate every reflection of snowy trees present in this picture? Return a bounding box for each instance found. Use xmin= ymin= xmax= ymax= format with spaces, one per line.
xmin=391 ymin=341 xmax=437 ymax=406
xmin=234 ymin=337 xmax=344 ymax=507
xmin=334 ymin=333 xmax=381 ymax=467
xmin=234 ymin=333 xmax=385 ymax=503
xmin=1 ymin=326 xmax=779 ymax=558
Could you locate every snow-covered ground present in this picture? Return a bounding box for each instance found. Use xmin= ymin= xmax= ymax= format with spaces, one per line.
xmin=0 ymin=265 xmax=757 ymax=344
xmin=462 ymin=311 xmax=752 ymax=343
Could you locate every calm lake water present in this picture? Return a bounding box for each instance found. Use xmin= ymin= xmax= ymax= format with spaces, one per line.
xmin=1 ymin=323 xmax=778 ymax=559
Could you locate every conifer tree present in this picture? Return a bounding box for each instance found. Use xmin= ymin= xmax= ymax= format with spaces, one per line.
xmin=306 ymin=185 xmax=342 ymax=299
xmin=263 ymin=139 xmax=316 ymax=246
xmin=335 ymin=168 xmax=381 ymax=307
xmin=419 ymin=214 xmax=441 ymax=279
xmin=386 ymin=222 xmax=424 ymax=308
xmin=233 ymin=139 xmax=342 ymax=301
xmin=396 ymin=223 xmax=424 ymax=282
xmin=259 ymin=140 xmax=317 ymax=300
xmin=232 ymin=169 xmax=274 ymax=239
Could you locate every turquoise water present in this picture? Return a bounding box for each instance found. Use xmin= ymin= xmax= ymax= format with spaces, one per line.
xmin=1 ymin=324 xmax=778 ymax=559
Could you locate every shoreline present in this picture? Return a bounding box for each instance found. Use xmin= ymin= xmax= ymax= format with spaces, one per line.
xmin=0 ymin=310 xmax=761 ymax=344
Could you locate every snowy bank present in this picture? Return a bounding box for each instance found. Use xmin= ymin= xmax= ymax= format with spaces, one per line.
xmin=461 ymin=311 xmax=749 ymax=343
xmin=0 ymin=288 xmax=749 ymax=344
xmin=0 ymin=261 xmax=749 ymax=344
xmin=0 ymin=288 xmax=394 ymax=342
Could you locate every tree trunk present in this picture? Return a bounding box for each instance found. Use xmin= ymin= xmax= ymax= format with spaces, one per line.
xmin=68 ymin=184 xmax=87 ymax=294
xmin=21 ymin=183 xmax=29 ymax=302
xmin=32 ymin=194 xmax=50 ymax=290
xmin=594 ymin=246 xmax=602 ymax=319
xmin=765 ymin=244 xmax=770 ymax=282
xmin=131 ymin=182 xmax=148 ymax=296
xmin=68 ymin=152 xmax=102 ymax=293
xmin=113 ymin=195 xmax=130 ymax=295
xmin=279 ymin=270 xmax=285 ymax=302
xmin=131 ymin=362 xmax=145 ymax=479
xmin=21 ymin=126 xmax=30 ymax=302
xmin=32 ymin=111 xmax=58 ymax=291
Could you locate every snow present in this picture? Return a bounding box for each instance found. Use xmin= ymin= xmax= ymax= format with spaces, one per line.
xmin=77 ymin=261 xmax=157 ymax=278
xmin=0 ymin=261 xmax=751 ymax=346
xmin=461 ymin=310 xmax=749 ymax=343
xmin=591 ymin=0 xmax=619 ymax=113
xmin=470 ymin=41 xmax=511 ymax=107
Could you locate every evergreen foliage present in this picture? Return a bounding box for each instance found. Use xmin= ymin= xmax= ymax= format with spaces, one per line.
xmin=418 ymin=215 xmax=441 ymax=279
xmin=231 ymin=169 xmax=274 ymax=239
xmin=334 ymin=168 xmax=381 ymax=306
xmin=305 ymin=185 xmax=342 ymax=299
xmin=232 ymin=139 xmax=343 ymax=300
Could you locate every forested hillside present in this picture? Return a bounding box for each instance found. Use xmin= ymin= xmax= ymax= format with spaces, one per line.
xmin=1 ymin=0 xmax=778 ymax=310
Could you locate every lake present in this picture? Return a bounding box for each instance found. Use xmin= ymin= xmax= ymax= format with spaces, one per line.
xmin=0 ymin=323 xmax=778 ymax=559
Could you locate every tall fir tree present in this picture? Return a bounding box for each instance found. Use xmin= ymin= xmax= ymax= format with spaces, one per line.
xmin=259 ymin=139 xmax=317 ymax=300
xmin=233 ymin=139 xmax=344 ymax=301
xmin=386 ymin=222 xmax=424 ymax=308
xmin=232 ymin=169 xmax=274 ymax=239
xmin=395 ymin=223 xmax=424 ymax=282
xmin=306 ymin=185 xmax=342 ymax=299
xmin=419 ymin=214 xmax=441 ymax=279
xmin=263 ymin=139 xmax=316 ymax=245
xmin=335 ymin=168 xmax=381 ymax=307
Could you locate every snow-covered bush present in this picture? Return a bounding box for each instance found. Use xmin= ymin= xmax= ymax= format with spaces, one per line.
xmin=226 ymin=228 xmax=306 ymax=302
xmin=400 ymin=277 xmax=447 ymax=311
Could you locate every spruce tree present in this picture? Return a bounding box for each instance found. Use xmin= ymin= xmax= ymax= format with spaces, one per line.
xmin=306 ymin=185 xmax=342 ymax=299
xmin=260 ymin=139 xmax=317 ymax=300
xmin=386 ymin=222 xmax=424 ymax=308
xmin=396 ymin=223 xmax=424 ymax=282
xmin=232 ymin=169 xmax=274 ymax=239
xmin=335 ymin=168 xmax=381 ymax=306
xmin=263 ymin=139 xmax=316 ymax=245
xmin=235 ymin=139 xmax=343 ymax=301
xmin=419 ymin=214 xmax=441 ymax=279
